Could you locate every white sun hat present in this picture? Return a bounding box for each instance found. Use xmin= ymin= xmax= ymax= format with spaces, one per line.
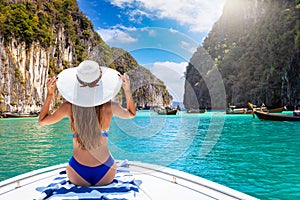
xmin=56 ymin=60 xmax=122 ymax=107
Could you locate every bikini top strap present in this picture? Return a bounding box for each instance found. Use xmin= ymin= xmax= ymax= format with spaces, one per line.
xmin=72 ymin=129 xmax=109 ymax=138
xmin=101 ymin=129 xmax=109 ymax=137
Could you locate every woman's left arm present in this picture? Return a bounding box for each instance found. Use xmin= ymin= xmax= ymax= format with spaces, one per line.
xmin=112 ymin=74 xmax=136 ymax=118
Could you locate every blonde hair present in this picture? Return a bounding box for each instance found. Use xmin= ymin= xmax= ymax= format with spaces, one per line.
xmin=70 ymin=104 xmax=103 ymax=150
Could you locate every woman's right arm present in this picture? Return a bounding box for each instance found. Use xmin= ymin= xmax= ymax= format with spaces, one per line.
xmin=38 ymin=101 xmax=70 ymax=126
xmin=38 ymin=77 xmax=70 ymax=125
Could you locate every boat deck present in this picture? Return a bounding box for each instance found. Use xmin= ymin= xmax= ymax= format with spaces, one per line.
xmin=0 ymin=161 xmax=258 ymax=200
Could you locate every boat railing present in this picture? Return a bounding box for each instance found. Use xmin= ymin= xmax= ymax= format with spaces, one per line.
xmin=0 ymin=163 xmax=66 ymax=195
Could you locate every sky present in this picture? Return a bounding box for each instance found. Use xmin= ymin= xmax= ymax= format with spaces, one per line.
xmin=77 ymin=0 xmax=227 ymax=102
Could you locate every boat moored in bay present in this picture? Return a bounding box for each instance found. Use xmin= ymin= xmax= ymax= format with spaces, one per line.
xmin=155 ymin=106 xmax=178 ymax=115
xmin=254 ymin=111 xmax=300 ymax=121
xmin=0 ymin=112 xmax=38 ymax=118
xmin=187 ymin=109 xmax=206 ymax=114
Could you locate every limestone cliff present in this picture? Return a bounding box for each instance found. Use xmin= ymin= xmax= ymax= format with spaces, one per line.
xmin=0 ymin=0 xmax=99 ymax=113
xmin=111 ymin=48 xmax=172 ymax=107
xmin=184 ymin=0 xmax=299 ymax=108
xmin=0 ymin=0 xmax=172 ymax=113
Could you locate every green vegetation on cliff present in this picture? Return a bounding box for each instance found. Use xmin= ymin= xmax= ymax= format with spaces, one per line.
xmin=0 ymin=0 xmax=100 ymax=63
xmin=185 ymin=0 xmax=299 ymax=108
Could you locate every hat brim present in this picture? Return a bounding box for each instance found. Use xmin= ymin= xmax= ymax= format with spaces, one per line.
xmin=56 ymin=67 xmax=122 ymax=107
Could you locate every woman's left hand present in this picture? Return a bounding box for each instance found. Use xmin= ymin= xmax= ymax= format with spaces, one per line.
xmin=119 ymin=73 xmax=131 ymax=93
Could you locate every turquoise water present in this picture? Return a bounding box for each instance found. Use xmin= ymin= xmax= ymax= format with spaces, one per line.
xmin=0 ymin=111 xmax=299 ymax=200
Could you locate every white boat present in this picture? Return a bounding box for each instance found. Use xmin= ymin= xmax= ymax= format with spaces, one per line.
xmin=0 ymin=161 xmax=258 ymax=200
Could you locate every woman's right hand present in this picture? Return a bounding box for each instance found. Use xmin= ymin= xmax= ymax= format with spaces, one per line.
xmin=46 ymin=77 xmax=57 ymax=96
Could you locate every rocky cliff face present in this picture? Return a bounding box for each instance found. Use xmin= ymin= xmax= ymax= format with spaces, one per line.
xmin=183 ymin=47 xmax=226 ymax=109
xmin=0 ymin=38 xmax=49 ymax=113
xmin=0 ymin=0 xmax=172 ymax=113
xmin=0 ymin=0 xmax=98 ymax=113
xmin=111 ymin=48 xmax=172 ymax=107
xmin=184 ymin=0 xmax=299 ymax=109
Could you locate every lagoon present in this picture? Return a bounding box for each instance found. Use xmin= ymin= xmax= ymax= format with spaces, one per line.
xmin=0 ymin=111 xmax=299 ymax=200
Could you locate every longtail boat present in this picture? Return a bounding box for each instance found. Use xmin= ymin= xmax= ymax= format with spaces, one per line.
xmin=157 ymin=108 xmax=178 ymax=115
xmin=1 ymin=112 xmax=38 ymax=118
xmin=187 ymin=109 xmax=206 ymax=114
xmin=254 ymin=111 xmax=300 ymax=121
xmin=268 ymin=106 xmax=286 ymax=113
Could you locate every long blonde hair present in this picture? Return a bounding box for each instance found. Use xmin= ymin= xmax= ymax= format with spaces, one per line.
xmin=70 ymin=104 xmax=103 ymax=150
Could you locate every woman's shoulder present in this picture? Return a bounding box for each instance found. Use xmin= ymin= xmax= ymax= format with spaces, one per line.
xmin=105 ymin=101 xmax=122 ymax=110
xmin=62 ymin=101 xmax=72 ymax=108
xmin=102 ymin=101 xmax=114 ymax=114
xmin=60 ymin=101 xmax=72 ymax=114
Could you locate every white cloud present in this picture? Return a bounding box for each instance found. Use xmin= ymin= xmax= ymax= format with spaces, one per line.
xmin=109 ymin=0 xmax=226 ymax=33
xmin=151 ymin=61 xmax=188 ymax=102
xmin=140 ymin=27 xmax=156 ymax=37
xmin=169 ymin=28 xmax=178 ymax=33
xmin=96 ymin=25 xmax=137 ymax=44
xmin=147 ymin=29 xmax=156 ymax=37
xmin=181 ymin=41 xmax=197 ymax=54
xmin=109 ymin=0 xmax=134 ymax=8
xmin=127 ymin=9 xmax=150 ymax=23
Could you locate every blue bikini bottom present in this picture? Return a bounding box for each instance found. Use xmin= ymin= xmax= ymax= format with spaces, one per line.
xmin=69 ymin=155 xmax=114 ymax=185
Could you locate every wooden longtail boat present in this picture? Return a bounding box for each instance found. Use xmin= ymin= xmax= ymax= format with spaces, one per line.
xmin=157 ymin=108 xmax=178 ymax=115
xmin=254 ymin=111 xmax=300 ymax=121
xmin=187 ymin=109 xmax=206 ymax=114
xmin=246 ymin=102 xmax=285 ymax=115
xmin=268 ymin=106 xmax=286 ymax=113
xmin=294 ymin=110 xmax=300 ymax=116
xmin=1 ymin=112 xmax=38 ymax=118
xmin=226 ymin=106 xmax=249 ymax=114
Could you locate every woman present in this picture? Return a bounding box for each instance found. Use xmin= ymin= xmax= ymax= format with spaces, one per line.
xmin=38 ymin=60 xmax=136 ymax=186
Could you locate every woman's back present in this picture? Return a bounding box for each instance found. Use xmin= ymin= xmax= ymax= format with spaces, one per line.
xmin=71 ymin=101 xmax=113 ymax=166
xmin=67 ymin=101 xmax=117 ymax=185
